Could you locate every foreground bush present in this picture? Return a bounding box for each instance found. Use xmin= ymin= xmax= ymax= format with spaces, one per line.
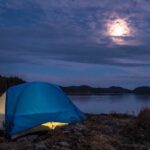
xmin=137 ymin=108 xmax=150 ymax=129
xmin=122 ymin=108 xmax=150 ymax=144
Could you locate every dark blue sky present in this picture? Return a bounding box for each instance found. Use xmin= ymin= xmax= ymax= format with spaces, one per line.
xmin=0 ymin=0 xmax=150 ymax=88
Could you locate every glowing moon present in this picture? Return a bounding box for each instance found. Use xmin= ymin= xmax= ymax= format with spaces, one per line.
xmin=107 ymin=19 xmax=130 ymax=37
xmin=106 ymin=18 xmax=131 ymax=44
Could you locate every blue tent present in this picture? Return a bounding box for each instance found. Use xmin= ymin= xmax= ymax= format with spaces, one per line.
xmin=5 ymin=82 xmax=86 ymax=138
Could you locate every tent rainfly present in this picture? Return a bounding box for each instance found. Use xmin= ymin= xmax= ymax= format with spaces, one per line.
xmin=0 ymin=82 xmax=86 ymax=139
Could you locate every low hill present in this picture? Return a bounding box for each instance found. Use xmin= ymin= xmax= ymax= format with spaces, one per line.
xmin=61 ymin=85 xmax=131 ymax=95
xmin=133 ymin=86 xmax=150 ymax=95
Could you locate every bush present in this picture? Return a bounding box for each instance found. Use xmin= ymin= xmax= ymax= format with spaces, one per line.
xmin=121 ymin=108 xmax=150 ymax=143
xmin=137 ymin=108 xmax=150 ymax=129
xmin=132 ymin=108 xmax=150 ymax=142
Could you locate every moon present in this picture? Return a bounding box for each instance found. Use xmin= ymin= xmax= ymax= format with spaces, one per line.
xmin=107 ymin=19 xmax=130 ymax=37
xmin=106 ymin=18 xmax=131 ymax=44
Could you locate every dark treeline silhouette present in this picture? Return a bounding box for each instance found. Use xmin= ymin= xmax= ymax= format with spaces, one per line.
xmin=0 ymin=75 xmax=150 ymax=95
xmin=62 ymin=86 xmax=150 ymax=95
xmin=61 ymin=85 xmax=132 ymax=95
xmin=0 ymin=75 xmax=25 ymax=95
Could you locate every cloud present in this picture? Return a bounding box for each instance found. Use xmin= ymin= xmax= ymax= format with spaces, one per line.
xmin=0 ymin=0 xmax=150 ymax=87
xmin=0 ymin=24 xmax=150 ymax=67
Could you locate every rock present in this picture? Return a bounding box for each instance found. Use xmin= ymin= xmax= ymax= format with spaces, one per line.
xmin=63 ymin=127 xmax=73 ymax=133
xmin=121 ymin=144 xmax=148 ymax=150
xmin=35 ymin=141 xmax=48 ymax=150
xmin=99 ymin=126 xmax=114 ymax=135
xmin=74 ymin=124 xmax=87 ymax=131
xmin=57 ymin=141 xmax=70 ymax=147
xmin=16 ymin=134 xmax=38 ymax=142
xmin=90 ymin=135 xmax=116 ymax=150
xmin=103 ymin=120 xmax=117 ymax=126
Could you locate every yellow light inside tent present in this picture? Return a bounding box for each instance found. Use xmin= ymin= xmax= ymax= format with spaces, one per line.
xmin=11 ymin=122 xmax=68 ymax=139
xmin=30 ymin=122 xmax=68 ymax=132
xmin=41 ymin=122 xmax=68 ymax=129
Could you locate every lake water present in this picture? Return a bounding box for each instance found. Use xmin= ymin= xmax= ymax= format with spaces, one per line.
xmin=70 ymin=94 xmax=150 ymax=115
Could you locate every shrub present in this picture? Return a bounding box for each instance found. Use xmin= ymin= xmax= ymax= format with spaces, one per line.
xmin=137 ymin=108 xmax=150 ymax=129
xmin=121 ymin=108 xmax=150 ymax=143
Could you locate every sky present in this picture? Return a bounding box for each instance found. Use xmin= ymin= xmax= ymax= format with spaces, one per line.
xmin=0 ymin=0 xmax=150 ymax=88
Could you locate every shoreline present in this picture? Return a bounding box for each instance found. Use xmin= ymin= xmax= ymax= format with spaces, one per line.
xmin=0 ymin=111 xmax=149 ymax=150
xmin=68 ymin=93 xmax=150 ymax=96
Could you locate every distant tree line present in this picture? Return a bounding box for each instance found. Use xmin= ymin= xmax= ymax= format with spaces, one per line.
xmin=0 ymin=75 xmax=25 ymax=95
xmin=62 ymin=85 xmax=150 ymax=95
xmin=61 ymin=85 xmax=131 ymax=95
xmin=0 ymin=75 xmax=150 ymax=96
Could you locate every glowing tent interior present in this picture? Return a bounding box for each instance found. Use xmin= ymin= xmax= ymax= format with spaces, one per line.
xmin=0 ymin=82 xmax=86 ymax=139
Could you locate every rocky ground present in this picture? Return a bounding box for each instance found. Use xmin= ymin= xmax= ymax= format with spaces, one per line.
xmin=0 ymin=110 xmax=150 ymax=150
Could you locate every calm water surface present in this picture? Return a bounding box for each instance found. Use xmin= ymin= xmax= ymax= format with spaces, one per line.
xmin=70 ymin=95 xmax=150 ymax=115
